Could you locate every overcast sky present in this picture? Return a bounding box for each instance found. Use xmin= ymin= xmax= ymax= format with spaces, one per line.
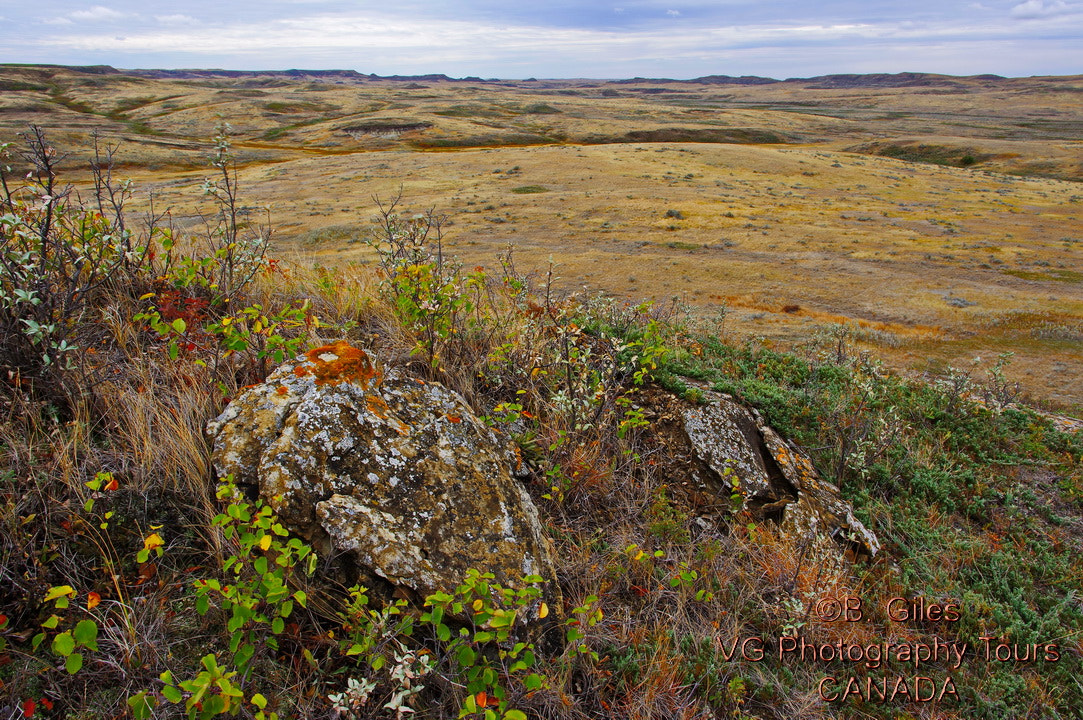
xmin=2 ymin=1 xmax=1081 ymax=78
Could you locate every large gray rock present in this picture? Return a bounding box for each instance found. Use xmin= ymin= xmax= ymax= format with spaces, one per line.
xmin=683 ymin=388 xmax=880 ymax=561
xmin=207 ymin=341 xmax=559 ymax=610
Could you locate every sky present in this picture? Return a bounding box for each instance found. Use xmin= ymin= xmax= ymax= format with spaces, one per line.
xmin=2 ymin=1 xmax=1081 ymax=79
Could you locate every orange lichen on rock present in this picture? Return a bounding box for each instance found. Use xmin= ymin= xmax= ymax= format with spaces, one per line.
xmin=365 ymin=393 xmax=391 ymax=420
xmin=294 ymin=341 xmax=381 ymax=388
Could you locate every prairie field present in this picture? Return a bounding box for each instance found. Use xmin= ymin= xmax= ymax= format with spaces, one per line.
xmin=2 ymin=64 xmax=1080 ymax=411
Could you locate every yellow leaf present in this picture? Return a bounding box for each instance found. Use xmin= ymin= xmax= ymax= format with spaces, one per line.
xmin=259 ymin=535 xmax=272 ymax=551
xmin=87 ymin=592 xmax=101 ymax=610
xmin=44 ymin=585 xmax=76 ymax=602
xmin=472 ymin=599 xmax=484 ymax=611
xmin=143 ymin=533 xmax=164 ymax=551
xmin=538 ymin=602 xmax=549 ymax=619
xmin=139 ymin=292 xmax=156 ymax=300
xmin=222 ymin=317 xmax=233 ymax=327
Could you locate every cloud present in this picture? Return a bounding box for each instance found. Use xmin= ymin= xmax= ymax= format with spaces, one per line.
xmin=155 ymin=14 xmax=198 ymax=25
xmin=1010 ymin=0 xmax=1076 ymax=18
xmin=42 ymin=16 xmax=74 ymax=25
xmin=70 ymin=6 xmax=127 ymax=21
xmin=24 ymin=3 xmax=1083 ymax=78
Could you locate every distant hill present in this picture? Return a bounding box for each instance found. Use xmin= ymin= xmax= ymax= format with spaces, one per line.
xmin=0 ymin=63 xmax=1020 ymax=86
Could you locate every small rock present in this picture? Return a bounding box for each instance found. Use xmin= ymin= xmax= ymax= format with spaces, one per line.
xmin=682 ymin=388 xmax=880 ymax=561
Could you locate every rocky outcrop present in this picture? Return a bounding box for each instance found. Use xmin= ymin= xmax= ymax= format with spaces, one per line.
xmin=206 ymin=341 xmax=559 ymax=610
xmin=682 ymin=388 xmax=880 ymax=561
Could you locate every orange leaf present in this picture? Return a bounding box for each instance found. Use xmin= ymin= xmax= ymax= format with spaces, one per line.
xmin=87 ymin=592 xmax=101 ymax=610
xmin=105 ymin=476 xmax=118 ymax=491
xmin=475 ymin=691 xmax=489 ymax=708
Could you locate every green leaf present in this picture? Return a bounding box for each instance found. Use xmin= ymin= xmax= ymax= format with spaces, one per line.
xmin=293 ymin=590 xmax=307 ymax=607
xmin=505 ymin=711 xmax=528 ymax=720
xmin=279 ymin=599 xmax=293 ymax=618
xmin=456 ymin=645 xmax=476 ymax=666
xmin=203 ymin=695 xmax=225 ymax=715
xmin=53 ymin=631 xmax=76 ymax=656
xmin=74 ymin=619 xmax=98 ymax=647
xmin=251 ymin=693 xmax=268 ymax=710
xmin=65 ymin=651 xmax=83 ymax=674
xmin=162 ymin=685 xmax=183 ymax=704
xmin=172 ymin=318 xmax=187 ymax=334
xmin=233 ymin=643 xmax=255 ymax=671
xmin=196 ymin=594 xmax=209 ymax=615
xmin=271 ymin=617 xmax=285 ymax=635
xmin=128 ymin=691 xmax=157 ymax=719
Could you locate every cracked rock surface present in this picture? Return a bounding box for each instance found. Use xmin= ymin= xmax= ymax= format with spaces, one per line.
xmin=207 ymin=342 xmax=559 ymax=608
xmin=683 ymin=388 xmax=880 ymax=561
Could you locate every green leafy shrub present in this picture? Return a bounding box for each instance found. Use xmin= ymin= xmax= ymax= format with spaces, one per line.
xmin=194 ymin=480 xmax=314 ymax=674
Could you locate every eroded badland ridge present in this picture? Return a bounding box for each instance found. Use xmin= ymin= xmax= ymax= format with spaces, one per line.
xmin=2 ymin=63 xmax=1080 ymax=411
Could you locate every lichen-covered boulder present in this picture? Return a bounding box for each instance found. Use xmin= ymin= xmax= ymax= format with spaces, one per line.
xmin=207 ymin=341 xmax=559 ymax=609
xmin=683 ymin=388 xmax=880 ymax=561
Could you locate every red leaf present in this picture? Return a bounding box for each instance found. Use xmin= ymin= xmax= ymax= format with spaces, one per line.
xmin=39 ymin=699 xmax=53 ymax=711
xmin=22 ymin=699 xmax=35 ymax=718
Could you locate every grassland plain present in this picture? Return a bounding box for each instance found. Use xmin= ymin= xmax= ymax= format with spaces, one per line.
xmin=1 ymin=64 xmax=1078 ymax=412
xmin=2 ymin=66 xmax=1083 ymax=720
